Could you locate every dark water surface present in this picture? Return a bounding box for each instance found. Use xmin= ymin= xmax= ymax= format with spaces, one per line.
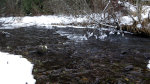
xmin=0 ymin=26 xmax=150 ymax=84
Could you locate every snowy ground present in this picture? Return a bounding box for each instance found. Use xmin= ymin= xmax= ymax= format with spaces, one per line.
xmin=0 ymin=52 xmax=36 ymax=84
xmin=120 ymin=2 xmax=150 ymax=28
xmin=0 ymin=15 xmax=88 ymax=29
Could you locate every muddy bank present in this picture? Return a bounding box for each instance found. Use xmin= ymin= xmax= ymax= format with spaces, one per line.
xmin=0 ymin=27 xmax=150 ymax=84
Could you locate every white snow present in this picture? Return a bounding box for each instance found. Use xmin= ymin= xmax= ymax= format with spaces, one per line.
xmin=0 ymin=15 xmax=88 ymax=29
xmin=124 ymin=2 xmax=136 ymax=12
xmin=141 ymin=6 xmax=150 ymax=19
xmin=119 ymin=2 xmax=150 ymax=27
xmin=120 ymin=16 xmax=134 ymax=25
xmin=136 ymin=24 xmax=142 ymax=28
xmin=0 ymin=52 xmax=36 ymax=84
xmin=0 ymin=13 xmax=113 ymax=29
xmin=147 ymin=60 xmax=150 ymax=69
xmin=118 ymin=0 xmax=122 ymax=4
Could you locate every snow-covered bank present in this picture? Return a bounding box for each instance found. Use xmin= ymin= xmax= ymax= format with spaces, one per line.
xmin=0 ymin=15 xmax=88 ymax=29
xmin=0 ymin=3 xmax=149 ymax=29
xmin=120 ymin=2 xmax=150 ymax=26
xmin=0 ymin=13 xmax=112 ymax=29
xmin=0 ymin=1 xmax=149 ymax=31
xmin=0 ymin=52 xmax=36 ymax=84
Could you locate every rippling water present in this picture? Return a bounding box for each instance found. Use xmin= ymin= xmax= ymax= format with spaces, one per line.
xmin=0 ymin=26 xmax=150 ymax=83
xmin=56 ymin=27 xmax=150 ymax=69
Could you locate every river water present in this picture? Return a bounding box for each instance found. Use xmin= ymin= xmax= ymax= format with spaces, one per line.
xmin=56 ymin=27 xmax=150 ymax=68
xmin=0 ymin=26 xmax=150 ymax=83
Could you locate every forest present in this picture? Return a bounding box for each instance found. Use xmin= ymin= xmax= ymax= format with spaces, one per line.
xmin=0 ymin=0 xmax=149 ymax=15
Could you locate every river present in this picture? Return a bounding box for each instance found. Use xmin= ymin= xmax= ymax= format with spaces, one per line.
xmin=0 ymin=26 xmax=150 ymax=83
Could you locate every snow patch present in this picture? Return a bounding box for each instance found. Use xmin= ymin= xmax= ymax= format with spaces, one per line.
xmin=0 ymin=15 xmax=88 ymax=29
xmin=0 ymin=2 xmax=149 ymax=30
xmin=0 ymin=52 xmax=36 ymax=84
xmin=109 ymin=31 xmax=115 ymax=35
xmin=120 ymin=16 xmax=133 ymax=25
xmin=147 ymin=60 xmax=150 ymax=69
xmin=136 ymin=24 xmax=142 ymax=28
xmin=124 ymin=2 xmax=136 ymax=12
xmin=119 ymin=2 xmax=150 ymax=27
xmin=141 ymin=6 xmax=150 ymax=19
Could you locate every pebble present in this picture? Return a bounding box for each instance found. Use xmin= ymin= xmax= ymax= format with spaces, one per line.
xmin=125 ymin=65 xmax=134 ymax=71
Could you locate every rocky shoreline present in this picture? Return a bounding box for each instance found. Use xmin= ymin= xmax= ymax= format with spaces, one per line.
xmin=0 ymin=27 xmax=150 ymax=84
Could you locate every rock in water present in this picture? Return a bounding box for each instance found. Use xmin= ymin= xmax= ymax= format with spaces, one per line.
xmin=0 ymin=31 xmax=11 ymax=38
xmin=125 ymin=65 xmax=134 ymax=71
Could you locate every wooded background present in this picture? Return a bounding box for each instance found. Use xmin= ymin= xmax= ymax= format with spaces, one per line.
xmin=0 ymin=0 xmax=149 ymax=16
xmin=0 ymin=0 xmax=113 ymax=16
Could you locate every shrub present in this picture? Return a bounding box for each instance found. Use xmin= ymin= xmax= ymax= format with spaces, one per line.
xmin=22 ymin=0 xmax=32 ymax=15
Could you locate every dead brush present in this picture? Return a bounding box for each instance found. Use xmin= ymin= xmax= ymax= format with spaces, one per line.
xmin=141 ymin=18 xmax=150 ymax=28
xmin=121 ymin=20 xmax=150 ymax=36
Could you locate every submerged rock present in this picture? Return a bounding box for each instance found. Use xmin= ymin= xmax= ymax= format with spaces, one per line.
xmin=125 ymin=65 xmax=134 ymax=71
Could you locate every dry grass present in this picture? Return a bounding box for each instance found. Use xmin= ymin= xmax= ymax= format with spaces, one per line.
xmin=121 ymin=20 xmax=150 ymax=36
